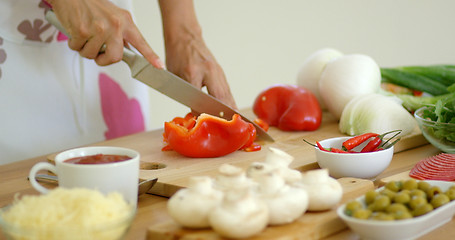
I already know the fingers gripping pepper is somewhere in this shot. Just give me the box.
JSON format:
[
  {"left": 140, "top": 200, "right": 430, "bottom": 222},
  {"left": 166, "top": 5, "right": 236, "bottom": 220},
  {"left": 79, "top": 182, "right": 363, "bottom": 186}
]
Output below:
[
  {"left": 253, "top": 84, "right": 322, "bottom": 131},
  {"left": 162, "top": 113, "right": 259, "bottom": 158}
]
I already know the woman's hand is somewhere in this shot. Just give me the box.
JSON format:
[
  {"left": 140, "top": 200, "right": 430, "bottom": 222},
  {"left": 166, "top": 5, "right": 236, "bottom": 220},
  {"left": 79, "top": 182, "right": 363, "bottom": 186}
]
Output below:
[
  {"left": 48, "top": 0, "right": 164, "bottom": 68},
  {"left": 159, "top": 0, "right": 237, "bottom": 109},
  {"left": 164, "top": 33, "right": 237, "bottom": 110}
]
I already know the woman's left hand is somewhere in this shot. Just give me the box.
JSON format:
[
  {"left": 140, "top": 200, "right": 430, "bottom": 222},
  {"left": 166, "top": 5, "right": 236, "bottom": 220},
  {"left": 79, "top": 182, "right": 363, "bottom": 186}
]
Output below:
[{"left": 159, "top": 0, "right": 237, "bottom": 109}]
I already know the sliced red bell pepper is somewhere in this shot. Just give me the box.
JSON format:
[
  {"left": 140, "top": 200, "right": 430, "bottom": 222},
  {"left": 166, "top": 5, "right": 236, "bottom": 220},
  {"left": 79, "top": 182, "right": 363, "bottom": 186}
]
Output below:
[
  {"left": 162, "top": 113, "right": 260, "bottom": 158},
  {"left": 253, "top": 84, "right": 322, "bottom": 131},
  {"left": 169, "top": 112, "right": 197, "bottom": 130},
  {"left": 254, "top": 118, "right": 270, "bottom": 132}
]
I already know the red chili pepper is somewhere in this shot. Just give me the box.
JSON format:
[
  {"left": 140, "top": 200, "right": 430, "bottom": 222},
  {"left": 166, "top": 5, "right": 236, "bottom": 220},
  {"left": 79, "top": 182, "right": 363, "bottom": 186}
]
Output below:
[
  {"left": 312, "top": 140, "right": 349, "bottom": 153},
  {"left": 342, "top": 133, "right": 379, "bottom": 151},
  {"left": 360, "top": 130, "right": 402, "bottom": 152},
  {"left": 315, "top": 141, "right": 328, "bottom": 152},
  {"left": 162, "top": 113, "right": 259, "bottom": 158},
  {"left": 361, "top": 137, "right": 382, "bottom": 152},
  {"left": 330, "top": 148, "right": 349, "bottom": 153},
  {"left": 253, "top": 84, "right": 322, "bottom": 131}
]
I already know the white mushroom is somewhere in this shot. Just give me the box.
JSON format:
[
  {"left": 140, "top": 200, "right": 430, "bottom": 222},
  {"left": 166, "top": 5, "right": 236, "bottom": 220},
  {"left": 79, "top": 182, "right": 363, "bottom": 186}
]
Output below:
[
  {"left": 214, "top": 163, "right": 255, "bottom": 192},
  {"left": 298, "top": 169, "right": 343, "bottom": 211},
  {"left": 209, "top": 187, "right": 268, "bottom": 239},
  {"left": 167, "top": 176, "right": 223, "bottom": 228},
  {"left": 263, "top": 147, "right": 302, "bottom": 184},
  {"left": 252, "top": 165, "right": 309, "bottom": 225},
  {"left": 246, "top": 162, "right": 276, "bottom": 184}
]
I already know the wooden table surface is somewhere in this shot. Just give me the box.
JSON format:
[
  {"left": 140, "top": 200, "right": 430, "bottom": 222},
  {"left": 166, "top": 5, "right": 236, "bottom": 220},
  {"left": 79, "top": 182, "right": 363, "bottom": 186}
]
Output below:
[{"left": 1, "top": 132, "right": 454, "bottom": 239}]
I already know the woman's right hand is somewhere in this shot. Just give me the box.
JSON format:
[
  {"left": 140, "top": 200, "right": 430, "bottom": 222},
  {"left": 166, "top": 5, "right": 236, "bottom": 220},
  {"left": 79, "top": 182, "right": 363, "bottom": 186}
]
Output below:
[{"left": 47, "top": 0, "right": 164, "bottom": 68}]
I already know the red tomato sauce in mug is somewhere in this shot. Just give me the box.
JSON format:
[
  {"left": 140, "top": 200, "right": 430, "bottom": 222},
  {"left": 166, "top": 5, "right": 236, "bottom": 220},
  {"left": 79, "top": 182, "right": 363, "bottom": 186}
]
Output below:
[{"left": 64, "top": 154, "right": 132, "bottom": 164}]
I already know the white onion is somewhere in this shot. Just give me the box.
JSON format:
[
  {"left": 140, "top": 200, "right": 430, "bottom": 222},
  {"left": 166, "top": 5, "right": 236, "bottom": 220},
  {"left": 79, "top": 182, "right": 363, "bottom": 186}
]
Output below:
[
  {"left": 319, "top": 54, "right": 381, "bottom": 120},
  {"left": 339, "top": 93, "right": 417, "bottom": 137},
  {"left": 296, "top": 48, "right": 343, "bottom": 108}
]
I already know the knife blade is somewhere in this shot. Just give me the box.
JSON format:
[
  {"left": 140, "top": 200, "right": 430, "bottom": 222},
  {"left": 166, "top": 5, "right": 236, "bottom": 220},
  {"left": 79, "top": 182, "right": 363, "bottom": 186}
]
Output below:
[{"left": 45, "top": 11, "right": 273, "bottom": 142}]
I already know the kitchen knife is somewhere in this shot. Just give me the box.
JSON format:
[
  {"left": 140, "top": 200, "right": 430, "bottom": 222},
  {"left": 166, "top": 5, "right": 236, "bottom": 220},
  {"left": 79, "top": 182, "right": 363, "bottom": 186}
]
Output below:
[{"left": 45, "top": 11, "right": 273, "bottom": 142}]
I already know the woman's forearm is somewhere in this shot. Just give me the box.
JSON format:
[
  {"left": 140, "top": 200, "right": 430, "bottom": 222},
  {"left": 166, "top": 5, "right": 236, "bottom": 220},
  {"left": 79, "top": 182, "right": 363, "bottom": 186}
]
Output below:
[{"left": 158, "top": 0, "right": 202, "bottom": 45}]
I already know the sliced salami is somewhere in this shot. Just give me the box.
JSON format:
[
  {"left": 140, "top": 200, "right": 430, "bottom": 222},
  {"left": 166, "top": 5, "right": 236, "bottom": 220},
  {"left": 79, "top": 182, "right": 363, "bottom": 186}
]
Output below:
[{"left": 409, "top": 153, "right": 455, "bottom": 181}]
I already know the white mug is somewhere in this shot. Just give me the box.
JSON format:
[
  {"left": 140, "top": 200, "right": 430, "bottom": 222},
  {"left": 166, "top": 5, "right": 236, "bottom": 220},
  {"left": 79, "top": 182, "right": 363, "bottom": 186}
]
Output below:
[{"left": 29, "top": 146, "right": 140, "bottom": 206}]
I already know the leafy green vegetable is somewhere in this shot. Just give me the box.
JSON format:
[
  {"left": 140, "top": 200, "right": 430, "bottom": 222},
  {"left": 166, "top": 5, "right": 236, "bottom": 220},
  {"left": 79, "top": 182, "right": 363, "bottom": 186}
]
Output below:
[
  {"left": 379, "top": 81, "right": 455, "bottom": 112},
  {"left": 397, "top": 65, "right": 455, "bottom": 87},
  {"left": 421, "top": 94, "right": 455, "bottom": 143},
  {"left": 390, "top": 91, "right": 454, "bottom": 112},
  {"left": 378, "top": 64, "right": 455, "bottom": 146},
  {"left": 381, "top": 68, "right": 449, "bottom": 96}
]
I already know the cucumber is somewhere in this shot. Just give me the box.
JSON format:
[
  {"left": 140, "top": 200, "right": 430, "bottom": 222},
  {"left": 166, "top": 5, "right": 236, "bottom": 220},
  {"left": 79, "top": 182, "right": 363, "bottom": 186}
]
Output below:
[
  {"left": 381, "top": 68, "right": 449, "bottom": 96},
  {"left": 397, "top": 65, "right": 455, "bottom": 87}
]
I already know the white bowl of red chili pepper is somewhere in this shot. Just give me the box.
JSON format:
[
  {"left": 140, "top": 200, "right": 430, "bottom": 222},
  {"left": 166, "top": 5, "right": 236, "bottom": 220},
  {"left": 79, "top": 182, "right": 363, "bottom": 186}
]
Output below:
[{"left": 314, "top": 134, "right": 396, "bottom": 179}]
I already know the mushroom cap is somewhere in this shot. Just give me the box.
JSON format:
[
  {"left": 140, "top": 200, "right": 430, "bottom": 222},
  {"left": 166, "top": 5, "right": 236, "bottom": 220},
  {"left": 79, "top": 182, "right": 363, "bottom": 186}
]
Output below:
[{"left": 209, "top": 190, "right": 269, "bottom": 239}]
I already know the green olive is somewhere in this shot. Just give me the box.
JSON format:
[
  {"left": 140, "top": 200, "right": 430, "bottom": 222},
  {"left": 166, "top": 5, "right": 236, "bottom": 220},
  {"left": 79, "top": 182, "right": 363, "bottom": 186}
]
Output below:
[
  {"left": 402, "top": 179, "right": 418, "bottom": 190},
  {"left": 345, "top": 200, "right": 363, "bottom": 216},
  {"left": 393, "top": 191, "right": 411, "bottom": 205},
  {"left": 400, "top": 189, "right": 411, "bottom": 195},
  {"left": 445, "top": 188, "right": 455, "bottom": 201},
  {"left": 392, "top": 210, "right": 413, "bottom": 220},
  {"left": 418, "top": 181, "right": 432, "bottom": 192},
  {"left": 365, "top": 190, "right": 379, "bottom": 205},
  {"left": 349, "top": 181, "right": 454, "bottom": 222},
  {"left": 385, "top": 181, "right": 402, "bottom": 192},
  {"left": 427, "top": 186, "right": 443, "bottom": 199},
  {"left": 367, "top": 203, "right": 375, "bottom": 211},
  {"left": 410, "top": 189, "right": 427, "bottom": 199},
  {"left": 371, "top": 212, "right": 395, "bottom": 221},
  {"left": 431, "top": 193, "right": 450, "bottom": 208},
  {"left": 412, "top": 203, "right": 433, "bottom": 217},
  {"left": 352, "top": 208, "right": 372, "bottom": 219},
  {"left": 386, "top": 203, "right": 409, "bottom": 214},
  {"left": 380, "top": 188, "right": 397, "bottom": 199},
  {"left": 370, "top": 195, "right": 391, "bottom": 212},
  {"left": 409, "top": 196, "right": 427, "bottom": 210}
]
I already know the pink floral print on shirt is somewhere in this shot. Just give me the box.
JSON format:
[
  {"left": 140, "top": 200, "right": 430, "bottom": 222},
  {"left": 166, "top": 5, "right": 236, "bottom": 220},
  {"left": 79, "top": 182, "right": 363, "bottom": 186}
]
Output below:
[
  {"left": 17, "top": 2, "right": 53, "bottom": 42},
  {"left": 99, "top": 73, "right": 145, "bottom": 140}
]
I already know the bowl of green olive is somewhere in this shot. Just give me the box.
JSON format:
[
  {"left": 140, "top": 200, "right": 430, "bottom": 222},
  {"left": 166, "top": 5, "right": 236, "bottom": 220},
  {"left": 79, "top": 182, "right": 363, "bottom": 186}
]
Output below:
[{"left": 337, "top": 179, "right": 455, "bottom": 240}]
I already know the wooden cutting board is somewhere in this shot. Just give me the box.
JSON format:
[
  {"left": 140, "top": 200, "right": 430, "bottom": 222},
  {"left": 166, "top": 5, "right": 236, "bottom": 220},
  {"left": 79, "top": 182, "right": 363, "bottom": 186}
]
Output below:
[
  {"left": 47, "top": 109, "right": 428, "bottom": 197},
  {"left": 146, "top": 177, "right": 374, "bottom": 240},
  {"left": 378, "top": 170, "right": 414, "bottom": 186}
]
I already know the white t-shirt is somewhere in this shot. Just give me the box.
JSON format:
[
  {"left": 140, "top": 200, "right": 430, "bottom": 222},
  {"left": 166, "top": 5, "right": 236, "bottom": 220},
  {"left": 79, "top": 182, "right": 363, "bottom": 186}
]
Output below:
[{"left": 0, "top": 0, "right": 150, "bottom": 164}]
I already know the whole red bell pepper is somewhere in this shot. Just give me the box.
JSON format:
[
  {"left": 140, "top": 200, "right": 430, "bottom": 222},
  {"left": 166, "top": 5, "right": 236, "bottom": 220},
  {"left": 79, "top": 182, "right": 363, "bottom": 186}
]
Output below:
[
  {"left": 253, "top": 84, "right": 322, "bottom": 131},
  {"left": 162, "top": 113, "right": 259, "bottom": 158}
]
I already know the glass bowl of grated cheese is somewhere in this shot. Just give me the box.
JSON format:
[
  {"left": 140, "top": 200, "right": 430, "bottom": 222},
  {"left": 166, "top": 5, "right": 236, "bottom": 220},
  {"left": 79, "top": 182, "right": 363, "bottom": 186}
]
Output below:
[{"left": 0, "top": 187, "right": 136, "bottom": 240}]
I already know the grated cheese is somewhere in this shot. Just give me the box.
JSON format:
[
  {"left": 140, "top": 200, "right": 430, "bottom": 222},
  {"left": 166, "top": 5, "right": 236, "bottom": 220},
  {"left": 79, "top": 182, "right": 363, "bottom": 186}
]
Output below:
[{"left": 0, "top": 187, "right": 135, "bottom": 240}]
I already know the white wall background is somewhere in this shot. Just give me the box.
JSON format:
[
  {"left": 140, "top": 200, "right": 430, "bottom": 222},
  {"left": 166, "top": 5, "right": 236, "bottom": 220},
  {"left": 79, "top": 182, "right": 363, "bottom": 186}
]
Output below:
[{"left": 133, "top": 0, "right": 455, "bottom": 130}]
